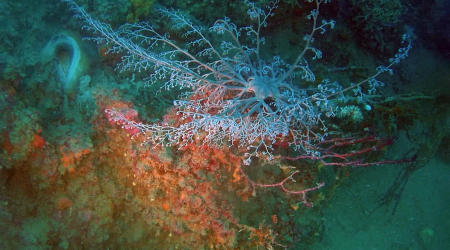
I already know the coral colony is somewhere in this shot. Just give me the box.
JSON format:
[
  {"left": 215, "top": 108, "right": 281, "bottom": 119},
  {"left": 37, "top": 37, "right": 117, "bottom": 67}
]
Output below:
[{"left": 64, "top": 0, "right": 411, "bottom": 201}]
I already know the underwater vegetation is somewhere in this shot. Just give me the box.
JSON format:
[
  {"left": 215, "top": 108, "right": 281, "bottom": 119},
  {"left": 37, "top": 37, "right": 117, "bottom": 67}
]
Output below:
[{"left": 0, "top": 0, "right": 449, "bottom": 249}]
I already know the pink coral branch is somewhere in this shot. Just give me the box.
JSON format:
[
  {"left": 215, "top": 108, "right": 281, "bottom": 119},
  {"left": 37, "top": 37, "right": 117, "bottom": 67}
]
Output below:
[
  {"left": 285, "top": 136, "right": 416, "bottom": 167},
  {"left": 240, "top": 168, "right": 325, "bottom": 207}
]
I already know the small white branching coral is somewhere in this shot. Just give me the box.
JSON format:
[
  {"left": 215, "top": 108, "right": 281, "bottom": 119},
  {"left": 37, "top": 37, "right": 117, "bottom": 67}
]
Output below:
[{"left": 63, "top": 0, "right": 411, "bottom": 164}]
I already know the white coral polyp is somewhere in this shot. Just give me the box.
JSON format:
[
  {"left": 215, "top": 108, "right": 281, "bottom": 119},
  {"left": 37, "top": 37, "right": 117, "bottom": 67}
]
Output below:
[{"left": 247, "top": 76, "right": 281, "bottom": 100}]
